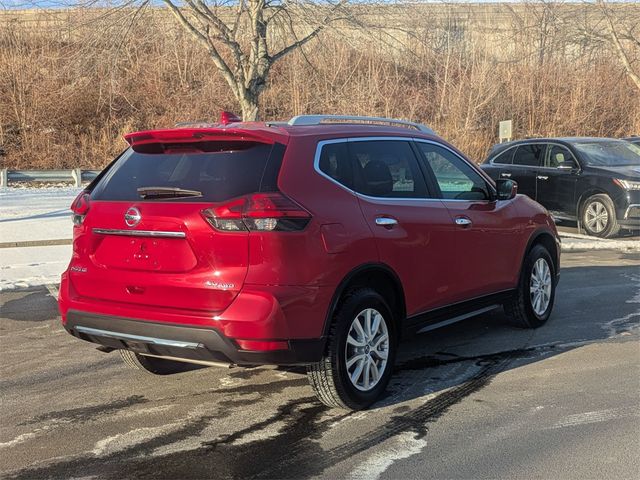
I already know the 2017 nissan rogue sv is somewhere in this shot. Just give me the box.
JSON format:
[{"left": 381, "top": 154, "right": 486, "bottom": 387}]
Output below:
[{"left": 59, "top": 114, "right": 561, "bottom": 410}]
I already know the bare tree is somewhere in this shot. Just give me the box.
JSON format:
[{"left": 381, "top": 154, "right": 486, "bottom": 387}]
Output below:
[
  {"left": 161, "top": 0, "right": 349, "bottom": 120},
  {"left": 597, "top": 0, "right": 640, "bottom": 92}
]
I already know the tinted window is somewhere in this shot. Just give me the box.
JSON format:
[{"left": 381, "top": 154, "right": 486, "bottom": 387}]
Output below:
[
  {"left": 513, "top": 144, "right": 545, "bottom": 167},
  {"left": 492, "top": 148, "right": 514, "bottom": 165},
  {"left": 318, "top": 142, "right": 352, "bottom": 188},
  {"left": 546, "top": 145, "right": 576, "bottom": 168},
  {"left": 416, "top": 142, "right": 490, "bottom": 201},
  {"left": 349, "top": 141, "right": 427, "bottom": 198},
  {"left": 573, "top": 141, "right": 640, "bottom": 166},
  {"left": 92, "top": 142, "right": 279, "bottom": 202}
]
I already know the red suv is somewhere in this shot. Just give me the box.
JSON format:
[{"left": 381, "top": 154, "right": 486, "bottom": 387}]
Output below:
[{"left": 59, "top": 114, "right": 560, "bottom": 410}]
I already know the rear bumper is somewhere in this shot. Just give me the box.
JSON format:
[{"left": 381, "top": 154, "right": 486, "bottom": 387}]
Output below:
[
  {"left": 64, "top": 310, "right": 326, "bottom": 366},
  {"left": 58, "top": 270, "right": 333, "bottom": 366}
]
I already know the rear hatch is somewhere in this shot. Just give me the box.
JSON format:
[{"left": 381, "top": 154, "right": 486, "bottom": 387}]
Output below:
[{"left": 71, "top": 130, "right": 286, "bottom": 314}]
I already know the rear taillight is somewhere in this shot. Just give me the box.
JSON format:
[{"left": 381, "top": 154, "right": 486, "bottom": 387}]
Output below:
[
  {"left": 202, "top": 193, "right": 311, "bottom": 232},
  {"left": 71, "top": 191, "right": 91, "bottom": 226}
]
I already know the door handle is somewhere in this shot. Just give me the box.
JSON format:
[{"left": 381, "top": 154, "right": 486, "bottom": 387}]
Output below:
[
  {"left": 537, "top": 175, "right": 549, "bottom": 181},
  {"left": 455, "top": 217, "right": 472, "bottom": 227},
  {"left": 375, "top": 217, "right": 398, "bottom": 227},
  {"left": 500, "top": 172, "right": 512, "bottom": 178}
]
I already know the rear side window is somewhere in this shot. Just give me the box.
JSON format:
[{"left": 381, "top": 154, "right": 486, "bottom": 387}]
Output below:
[
  {"left": 492, "top": 148, "right": 514, "bottom": 165},
  {"left": 513, "top": 144, "right": 545, "bottom": 167},
  {"left": 318, "top": 142, "right": 353, "bottom": 189},
  {"left": 349, "top": 140, "right": 427, "bottom": 198},
  {"left": 91, "top": 142, "right": 282, "bottom": 202}
]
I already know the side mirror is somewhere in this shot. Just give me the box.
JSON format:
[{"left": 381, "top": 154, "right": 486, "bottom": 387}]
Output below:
[{"left": 496, "top": 179, "right": 517, "bottom": 200}]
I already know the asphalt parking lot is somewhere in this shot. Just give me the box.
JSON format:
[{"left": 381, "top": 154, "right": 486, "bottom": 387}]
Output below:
[{"left": 1, "top": 249, "right": 639, "bottom": 479}]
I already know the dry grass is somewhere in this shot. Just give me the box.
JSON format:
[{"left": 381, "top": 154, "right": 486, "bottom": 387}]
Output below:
[{"left": 0, "top": 4, "right": 639, "bottom": 169}]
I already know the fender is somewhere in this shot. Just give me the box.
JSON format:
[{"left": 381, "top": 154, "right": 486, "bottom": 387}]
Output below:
[
  {"left": 321, "top": 262, "right": 406, "bottom": 338},
  {"left": 520, "top": 227, "right": 561, "bottom": 283}
]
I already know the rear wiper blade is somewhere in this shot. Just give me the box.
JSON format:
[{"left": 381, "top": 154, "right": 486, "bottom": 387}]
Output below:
[{"left": 137, "top": 186, "right": 203, "bottom": 199}]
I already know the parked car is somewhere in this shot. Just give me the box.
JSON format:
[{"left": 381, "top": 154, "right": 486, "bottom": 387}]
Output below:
[
  {"left": 623, "top": 136, "right": 640, "bottom": 146},
  {"left": 59, "top": 114, "right": 560, "bottom": 410},
  {"left": 481, "top": 138, "right": 640, "bottom": 238}
]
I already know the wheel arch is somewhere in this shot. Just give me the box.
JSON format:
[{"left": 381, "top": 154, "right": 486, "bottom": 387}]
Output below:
[
  {"left": 323, "top": 263, "right": 406, "bottom": 339},
  {"left": 577, "top": 188, "right": 609, "bottom": 217},
  {"left": 522, "top": 229, "right": 560, "bottom": 280}
]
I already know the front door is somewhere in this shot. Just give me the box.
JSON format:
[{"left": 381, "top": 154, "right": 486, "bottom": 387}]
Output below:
[
  {"left": 347, "top": 139, "right": 458, "bottom": 316},
  {"left": 414, "top": 140, "right": 523, "bottom": 301},
  {"left": 536, "top": 144, "right": 579, "bottom": 219}
]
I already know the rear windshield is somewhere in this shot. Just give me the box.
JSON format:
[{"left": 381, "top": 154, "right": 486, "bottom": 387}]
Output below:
[
  {"left": 573, "top": 141, "right": 640, "bottom": 167},
  {"left": 91, "top": 141, "right": 283, "bottom": 202}
]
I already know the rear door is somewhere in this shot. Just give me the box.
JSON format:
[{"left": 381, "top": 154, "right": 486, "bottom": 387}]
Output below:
[
  {"left": 536, "top": 143, "right": 579, "bottom": 219},
  {"left": 73, "top": 140, "right": 282, "bottom": 314},
  {"left": 509, "top": 143, "right": 545, "bottom": 200},
  {"left": 414, "top": 140, "right": 522, "bottom": 300},
  {"left": 482, "top": 145, "right": 516, "bottom": 182},
  {"left": 347, "top": 138, "right": 458, "bottom": 315}
]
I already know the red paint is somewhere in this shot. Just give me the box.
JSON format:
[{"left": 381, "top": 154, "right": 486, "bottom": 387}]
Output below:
[{"left": 59, "top": 121, "right": 558, "bottom": 356}]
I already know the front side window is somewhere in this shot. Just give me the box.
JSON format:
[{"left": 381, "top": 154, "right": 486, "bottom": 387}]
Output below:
[
  {"left": 348, "top": 140, "right": 428, "bottom": 198},
  {"left": 513, "top": 144, "right": 545, "bottom": 167},
  {"left": 416, "top": 142, "right": 490, "bottom": 201},
  {"left": 546, "top": 145, "right": 577, "bottom": 169}
]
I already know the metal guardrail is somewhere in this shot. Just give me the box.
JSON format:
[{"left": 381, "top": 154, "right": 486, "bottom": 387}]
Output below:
[{"left": 0, "top": 169, "right": 101, "bottom": 188}]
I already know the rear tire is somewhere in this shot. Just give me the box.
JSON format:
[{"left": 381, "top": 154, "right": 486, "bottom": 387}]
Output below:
[
  {"left": 119, "top": 350, "right": 199, "bottom": 375},
  {"left": 504, "top": 244, "right": 556, "bottom": 328},
  {"left": 307, "top": 288, "right": 397, "bottom": 410},
  {"left": 581, "top": 194, "right": 620, "bottom": 238}
]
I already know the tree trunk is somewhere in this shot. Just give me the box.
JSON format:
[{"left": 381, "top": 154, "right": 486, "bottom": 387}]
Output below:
[
  {"left": 599, "top": 0, "right": 640, "bottom": 94},
  {"left": 238, "top": 90, "right": 260, "bottom": 122}
]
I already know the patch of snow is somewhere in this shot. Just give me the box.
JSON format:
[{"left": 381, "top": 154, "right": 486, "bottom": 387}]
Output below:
[
  {"left": 0, "top": 244, "right": 71, "bottom": 291},
  {"left": 0, "top": 187, "right": 79, "bottom": 243},
  {"left": 348, "top": 432, "right": 428, "bottom": 480},
  {"left": 559, "top": 234, "right": 640, "bottom": 252}
]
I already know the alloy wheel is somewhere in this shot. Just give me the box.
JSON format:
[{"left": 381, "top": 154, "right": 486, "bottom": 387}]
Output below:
[
  {"left": 585, "top": 201, "right": 609, "bottom": 233},
  {"left": 344, "top": 308, "right": 389, "bottom": 392},
  {"left": 530, "top": 258, "right": 552, "bottom": 316}
]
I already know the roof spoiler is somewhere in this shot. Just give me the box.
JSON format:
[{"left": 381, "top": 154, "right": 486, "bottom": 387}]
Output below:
[{"left": 124, "top": 127, "right": 277, "bottom": 151}]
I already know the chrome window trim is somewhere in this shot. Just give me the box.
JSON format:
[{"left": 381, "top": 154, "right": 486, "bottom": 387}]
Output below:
[
  {"left": 74, "top": 326, "right": 203, "bottom": 349},
  {"left": 489, "top": 144, "right": 518, "bottom": 165},
  {"left": 497, "top": 142, "right": 544, "bottom": 168},
  {"left": 93, "top": 228, "right": 186, "bottom": 238},
  {"left": 489, "top": 141, "right": 581, "bottom": 171},
  {"left": 313, "top": 136, "right": 495, "bottom": 203}
]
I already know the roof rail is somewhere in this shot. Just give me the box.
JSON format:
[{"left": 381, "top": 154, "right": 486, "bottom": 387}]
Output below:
[{"left": 287, "top": 115, "right": 435, "bottom": 134}]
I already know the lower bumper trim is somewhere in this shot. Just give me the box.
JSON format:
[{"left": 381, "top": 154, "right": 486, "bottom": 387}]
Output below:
[{"left": 65, "top": 310, "right": 326, "bottom": 366}]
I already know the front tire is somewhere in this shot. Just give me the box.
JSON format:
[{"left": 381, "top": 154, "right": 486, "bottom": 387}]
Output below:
[
  {"left": 119, "top": 350, "right": 200, "bottom": 375},
  {"left": 307, "top": 288, "right": 397, "bottom": 410},
  {"left": 504, "top": 244, "right": 556, "bottom": 328},
  {"left": 581, "top": 194, "right": 620, "bottom": 238}
]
